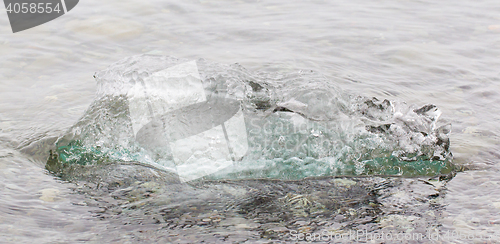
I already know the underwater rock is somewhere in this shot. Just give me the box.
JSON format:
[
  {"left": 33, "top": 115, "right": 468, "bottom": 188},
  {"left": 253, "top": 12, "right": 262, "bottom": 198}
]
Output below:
[{"left": 49, "top": 54, "right": 455, "bottom": 181}]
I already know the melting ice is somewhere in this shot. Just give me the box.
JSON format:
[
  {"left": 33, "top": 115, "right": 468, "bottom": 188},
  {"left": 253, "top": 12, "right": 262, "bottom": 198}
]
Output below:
[{"left": 49, "top": 55, "right": 455, "bottom": 181}]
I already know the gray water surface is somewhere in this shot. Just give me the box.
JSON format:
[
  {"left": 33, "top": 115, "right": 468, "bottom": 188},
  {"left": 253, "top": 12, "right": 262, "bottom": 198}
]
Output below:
[{"left": 1, "top": 0, "right": 500, "bottom": 243}]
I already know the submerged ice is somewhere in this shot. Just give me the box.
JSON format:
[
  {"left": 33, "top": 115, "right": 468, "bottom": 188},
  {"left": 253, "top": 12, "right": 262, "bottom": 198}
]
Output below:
[{"left": 49, "top": 55, "right": 454, "bottom": 181}]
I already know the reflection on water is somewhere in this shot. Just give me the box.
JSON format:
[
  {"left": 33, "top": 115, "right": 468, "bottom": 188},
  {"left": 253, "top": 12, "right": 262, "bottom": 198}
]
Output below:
[
  {"left": 1, "top": 0, "right": 500, "bottom": 243},
  {"left": 41, "top": 159, "right": 455, "bottom": 243}
]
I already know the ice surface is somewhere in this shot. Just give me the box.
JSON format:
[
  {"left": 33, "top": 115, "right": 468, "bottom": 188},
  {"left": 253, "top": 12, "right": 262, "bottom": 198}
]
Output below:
[{"left": 51, "top": 55, "right": 455, "bottom": 181}]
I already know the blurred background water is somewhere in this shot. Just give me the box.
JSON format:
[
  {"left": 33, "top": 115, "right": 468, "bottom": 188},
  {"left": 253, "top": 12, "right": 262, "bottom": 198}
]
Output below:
[{"left": 1, "top": 0, "right": 499, "bottom": 243}]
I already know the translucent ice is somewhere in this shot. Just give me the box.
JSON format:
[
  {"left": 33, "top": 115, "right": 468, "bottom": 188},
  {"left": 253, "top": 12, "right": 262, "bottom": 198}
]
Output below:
[{"left": 51, "top": 55, "right": 455, "bottom": 181}]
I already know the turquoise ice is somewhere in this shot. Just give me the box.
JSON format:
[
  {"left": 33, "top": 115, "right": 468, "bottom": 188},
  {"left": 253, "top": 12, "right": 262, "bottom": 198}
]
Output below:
[{"left": 51, "top": 55, "right": 455, "bottom": 181}]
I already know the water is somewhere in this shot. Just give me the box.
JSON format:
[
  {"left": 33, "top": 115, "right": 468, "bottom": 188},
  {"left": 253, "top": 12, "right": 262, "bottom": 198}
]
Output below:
[{"left": 1, "top": 0, "right": 500, "bottom": 243}]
